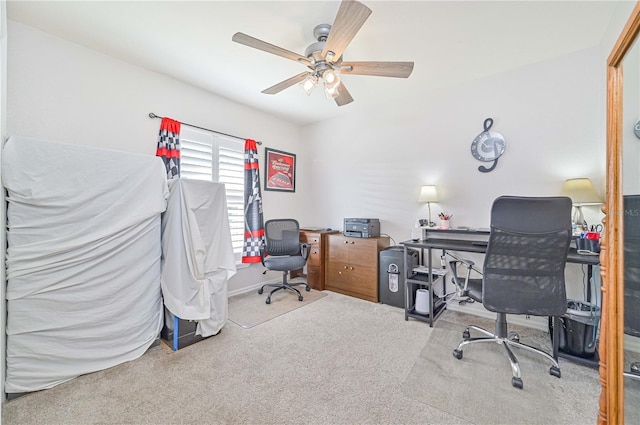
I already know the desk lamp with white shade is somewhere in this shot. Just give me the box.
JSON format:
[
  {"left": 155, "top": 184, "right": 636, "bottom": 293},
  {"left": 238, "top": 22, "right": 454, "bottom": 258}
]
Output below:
[
  {"left": 561, "top": 178, "right": 603, "bottom": 231},
  {"left": 418, "top": 185, "right": 439, "bottom": 228}
]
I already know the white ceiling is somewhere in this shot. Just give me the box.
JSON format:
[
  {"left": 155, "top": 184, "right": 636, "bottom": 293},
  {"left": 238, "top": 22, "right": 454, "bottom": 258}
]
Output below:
[{"left": 7, "top": 0, "right": 624, "bottom": 126}]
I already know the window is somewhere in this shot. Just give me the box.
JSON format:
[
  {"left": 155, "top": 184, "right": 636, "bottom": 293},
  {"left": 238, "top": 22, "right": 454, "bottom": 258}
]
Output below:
[{"left": 180, "top": 127, "right": 245, "bottom": 261}]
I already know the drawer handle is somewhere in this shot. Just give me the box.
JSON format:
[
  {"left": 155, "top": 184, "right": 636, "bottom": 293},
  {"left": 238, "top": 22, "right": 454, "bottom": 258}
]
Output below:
[
  {"left": 344, "top": 266, "right": 348, "bottom": 269},
  {"left": 338, "top": 271, "right": 342, "bottom": 275},
  {"left": 344, "top": 241, "right": 349, "bottom": 244},
  {"left": 350, "top": 266, "right": 354, "bottom": 270},
  {"left": 350, "top": 241, "right": 355, "bottom": 244}
]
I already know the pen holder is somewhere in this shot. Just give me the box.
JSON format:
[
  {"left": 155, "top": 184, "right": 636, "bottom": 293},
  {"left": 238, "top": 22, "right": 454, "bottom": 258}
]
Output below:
[
  {"left": 439, "top": 219, "right": 450, "bottom": 230},
  {"left": 576, "top": 238, "right": 600, "bottom": 255}
]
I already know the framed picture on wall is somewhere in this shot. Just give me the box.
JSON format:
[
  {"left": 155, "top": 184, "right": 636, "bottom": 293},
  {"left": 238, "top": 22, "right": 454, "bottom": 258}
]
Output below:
[{"left": 264, "top": 148, "right": 296, "bottom": 192}]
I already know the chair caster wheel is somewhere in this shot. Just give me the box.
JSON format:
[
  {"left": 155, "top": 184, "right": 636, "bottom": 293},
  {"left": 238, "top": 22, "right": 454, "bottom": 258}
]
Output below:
[
  {"left": 550, "top": 366, "right": 561, "bottom": 378},
  {"left": 512, "top": 377, "right": 523, "bottom": 389},
  {"left": 453, "top": 349, "right": 463, "bottom": 360},
  {"left": 508, "top": 331, "right": 520, "bottom": 342},
  {"left": 265, "top": 298, "right": 271, "bottom": 304},
  {"left": 305, "top": 286, "right": 311, "bottom": 292},
  {"left": 298, "top": 295, "right": 304, "bottom": 301},
  {"left": 258, "top": 288, "right": 264, "bottom": 294},
  {"left": 462, "top": 330, "right": 470, "bottom": 340}
]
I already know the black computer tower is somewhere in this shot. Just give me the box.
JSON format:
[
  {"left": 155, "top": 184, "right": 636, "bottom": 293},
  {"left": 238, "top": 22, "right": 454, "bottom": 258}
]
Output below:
[{"left": 379, "top": 246, "right": 419, "bottom": 308}]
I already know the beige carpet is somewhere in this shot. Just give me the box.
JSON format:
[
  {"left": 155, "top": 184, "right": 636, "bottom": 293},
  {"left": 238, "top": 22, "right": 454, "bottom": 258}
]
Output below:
[
  {"left": 228, "top": 285, "right": 326, "bottom": 328},
  {"left": 2, "top": 293, "right": 606, "bottom": 424},
  {"left": 402, "top": 314, "right": 601, "bottom": 425}
]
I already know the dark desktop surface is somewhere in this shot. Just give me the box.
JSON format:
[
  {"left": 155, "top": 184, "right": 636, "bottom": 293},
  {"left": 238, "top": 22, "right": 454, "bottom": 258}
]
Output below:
[
  {"left": 426, "top": 227, "right": 491, "bottom": 234},
  {"left": 403, "top": 234, "right": 600, "bottom": 266}
]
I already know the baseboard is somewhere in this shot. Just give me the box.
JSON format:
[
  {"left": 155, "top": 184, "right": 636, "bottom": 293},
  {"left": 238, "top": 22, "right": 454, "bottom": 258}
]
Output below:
[
  {"left": 227, "top": 281, "right": 269, "bottom": 297},
  {"left": 227, "top": 276, "right": 307, "bottom": 298}
]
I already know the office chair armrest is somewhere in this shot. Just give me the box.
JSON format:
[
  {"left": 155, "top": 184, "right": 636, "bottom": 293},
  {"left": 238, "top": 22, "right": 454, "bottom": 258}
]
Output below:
[
  {"left": 259, "top": 243, "right": 266, "bottom": 267},
  {"left": 448, "top": 258, "right": 475, "bottom": 292},
  {"left": 449, "top": 257, "right": 475, "bottom": 269},
  {"left": 300, "top": 243, "right": 311, "bottom": 261}
]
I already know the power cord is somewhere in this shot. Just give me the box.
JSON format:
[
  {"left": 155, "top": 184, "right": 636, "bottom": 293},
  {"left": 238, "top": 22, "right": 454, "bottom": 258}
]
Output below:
[{"left": 380, "top": 233, "right": 396, "bottom": 246}]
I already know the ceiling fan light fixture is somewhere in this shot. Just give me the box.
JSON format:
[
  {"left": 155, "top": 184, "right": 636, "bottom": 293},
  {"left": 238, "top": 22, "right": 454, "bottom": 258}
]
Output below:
[
  {"left": 300, "top": 74, "right": 318, "bottom": 95},
  {"left": 322, "top": 69, "right": 340, "bottom": 90},
  {"left": 324, "top": 83, "right": 340, "bottom": 99}
]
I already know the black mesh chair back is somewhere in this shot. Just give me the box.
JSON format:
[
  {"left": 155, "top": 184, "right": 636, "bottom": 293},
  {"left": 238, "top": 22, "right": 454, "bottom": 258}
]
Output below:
[
  {"left": 624, "top": 195, "right": 640, "bottom": 337},
  {"left": 482, "top": 196, "right": 573, "bottom": 316},
  {"left": 451, "top": 196, "right": 573, "bottom": 389},
  {"left": 264, "top": 219, "right": 302, "bottom": 257},
  {"left": 259, "top": 219, "right": 310, "bottom": 304}
]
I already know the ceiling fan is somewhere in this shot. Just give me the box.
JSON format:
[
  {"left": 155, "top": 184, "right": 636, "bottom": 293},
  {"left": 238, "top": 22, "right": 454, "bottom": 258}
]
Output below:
[{"left": 232, "top": 0, "right": 414, "bottom": 107}]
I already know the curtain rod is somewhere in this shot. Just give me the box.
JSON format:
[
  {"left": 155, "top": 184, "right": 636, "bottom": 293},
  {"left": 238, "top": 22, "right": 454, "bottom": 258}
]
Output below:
[{"left": 148, "top": 112, "right": 262, "bottom": 145}]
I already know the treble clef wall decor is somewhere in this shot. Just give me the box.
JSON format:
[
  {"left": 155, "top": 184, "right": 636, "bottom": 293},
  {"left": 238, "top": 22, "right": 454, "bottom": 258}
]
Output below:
[{"left": 470, "top": 118, "right": 506, "bottom": 173}]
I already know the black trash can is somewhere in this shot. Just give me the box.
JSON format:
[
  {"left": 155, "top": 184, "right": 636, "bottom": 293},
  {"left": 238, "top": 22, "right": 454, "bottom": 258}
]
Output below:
[
  {"left": 551, "top": 300, "right": 600, "bottom": 358},
  {"left": 379, "top": 246, "right": 418, "bottom": 308}
]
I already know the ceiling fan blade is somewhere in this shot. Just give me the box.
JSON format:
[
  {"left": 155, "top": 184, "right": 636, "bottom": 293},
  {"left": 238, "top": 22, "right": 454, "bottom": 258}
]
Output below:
[
  {"left": 340, "top": 61, "right": 415, "bottom": 78},
  {"left": 334, "top": 82, "right": 354, "bottom": 107},
  {"left": 232, "top": 32, "right": 312, "bottom": 67},
  {"left": 262, "top": 72, "right": 310, "bottom": 95},
  {"left": 321, "top": 0, "right": 372, "bottom": 62}
]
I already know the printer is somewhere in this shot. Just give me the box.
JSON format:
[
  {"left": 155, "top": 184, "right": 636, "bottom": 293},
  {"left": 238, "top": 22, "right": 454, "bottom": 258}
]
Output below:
[{"left": 343, "top": 218, "right": 380, "bottom": 238}]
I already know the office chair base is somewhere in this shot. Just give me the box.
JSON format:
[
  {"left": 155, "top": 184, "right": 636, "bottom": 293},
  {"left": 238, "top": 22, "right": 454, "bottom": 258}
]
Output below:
[
  {"left": 259, "top": 281, "right": 309, "bottom": 304},
  {"left": 453, "top": 325, "right": 562, "bottom": 389},
  {"left": 512, "top": 377, "right": 523, "bottom": 389}
]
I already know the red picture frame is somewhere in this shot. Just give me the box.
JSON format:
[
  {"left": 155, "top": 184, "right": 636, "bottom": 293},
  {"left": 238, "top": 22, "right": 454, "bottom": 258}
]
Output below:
[{"left": 264, "top": 148, "right": 296, "bottom": 192}]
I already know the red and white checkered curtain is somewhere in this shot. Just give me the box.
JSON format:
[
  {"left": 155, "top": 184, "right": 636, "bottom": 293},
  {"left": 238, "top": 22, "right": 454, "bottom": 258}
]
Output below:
[
  {"left": 155, "top": 117, "right": 181, "bottom": 179},
  {"left": 242, "top": 139, "right": 265, "bottom": 263}
]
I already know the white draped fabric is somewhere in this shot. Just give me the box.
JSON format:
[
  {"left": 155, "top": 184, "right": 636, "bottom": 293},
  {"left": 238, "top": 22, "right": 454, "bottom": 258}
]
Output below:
[
  {"left": 161, "top": 179, "right": 236, "bottom": 337},
  {"left": 2, "top": 136, "right": 168, "bottom": 393}
]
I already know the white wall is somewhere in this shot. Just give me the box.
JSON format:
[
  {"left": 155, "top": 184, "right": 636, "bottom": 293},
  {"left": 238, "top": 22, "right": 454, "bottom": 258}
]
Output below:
[
  {"left": 6, "top": 20, "right": 304, "bottom": 294},
  {"left": 301, "top": 47, "right": 604, "bottom": 236},
  {"left": 299, "top": 46, "right": 605, "bottom": 321}
]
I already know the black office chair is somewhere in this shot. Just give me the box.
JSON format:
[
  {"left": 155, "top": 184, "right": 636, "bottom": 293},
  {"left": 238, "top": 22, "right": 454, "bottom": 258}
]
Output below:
[
  {"left": 449, "top": 196, "right": 572, "bottom": 389},
  {"left": 258, "top": 219, "right": 310, "bottom": 304},
  {"left": 624, "top": 195, "right": 640, "bottom": 377}
]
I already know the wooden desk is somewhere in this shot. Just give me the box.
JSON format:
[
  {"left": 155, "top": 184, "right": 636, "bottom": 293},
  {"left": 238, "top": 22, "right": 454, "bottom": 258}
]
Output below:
[{"left": 290, "top": 229, "right": 339, "bottom": 290}]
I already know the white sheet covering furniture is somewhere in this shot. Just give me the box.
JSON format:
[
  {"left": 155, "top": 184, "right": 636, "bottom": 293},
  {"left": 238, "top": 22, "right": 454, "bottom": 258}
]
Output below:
[
  {"left": 161, "top": 179, "right": 236, "bottom": 338},
  {"left": 2, "top": 136, "right": 168, "bottom": 393}
]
